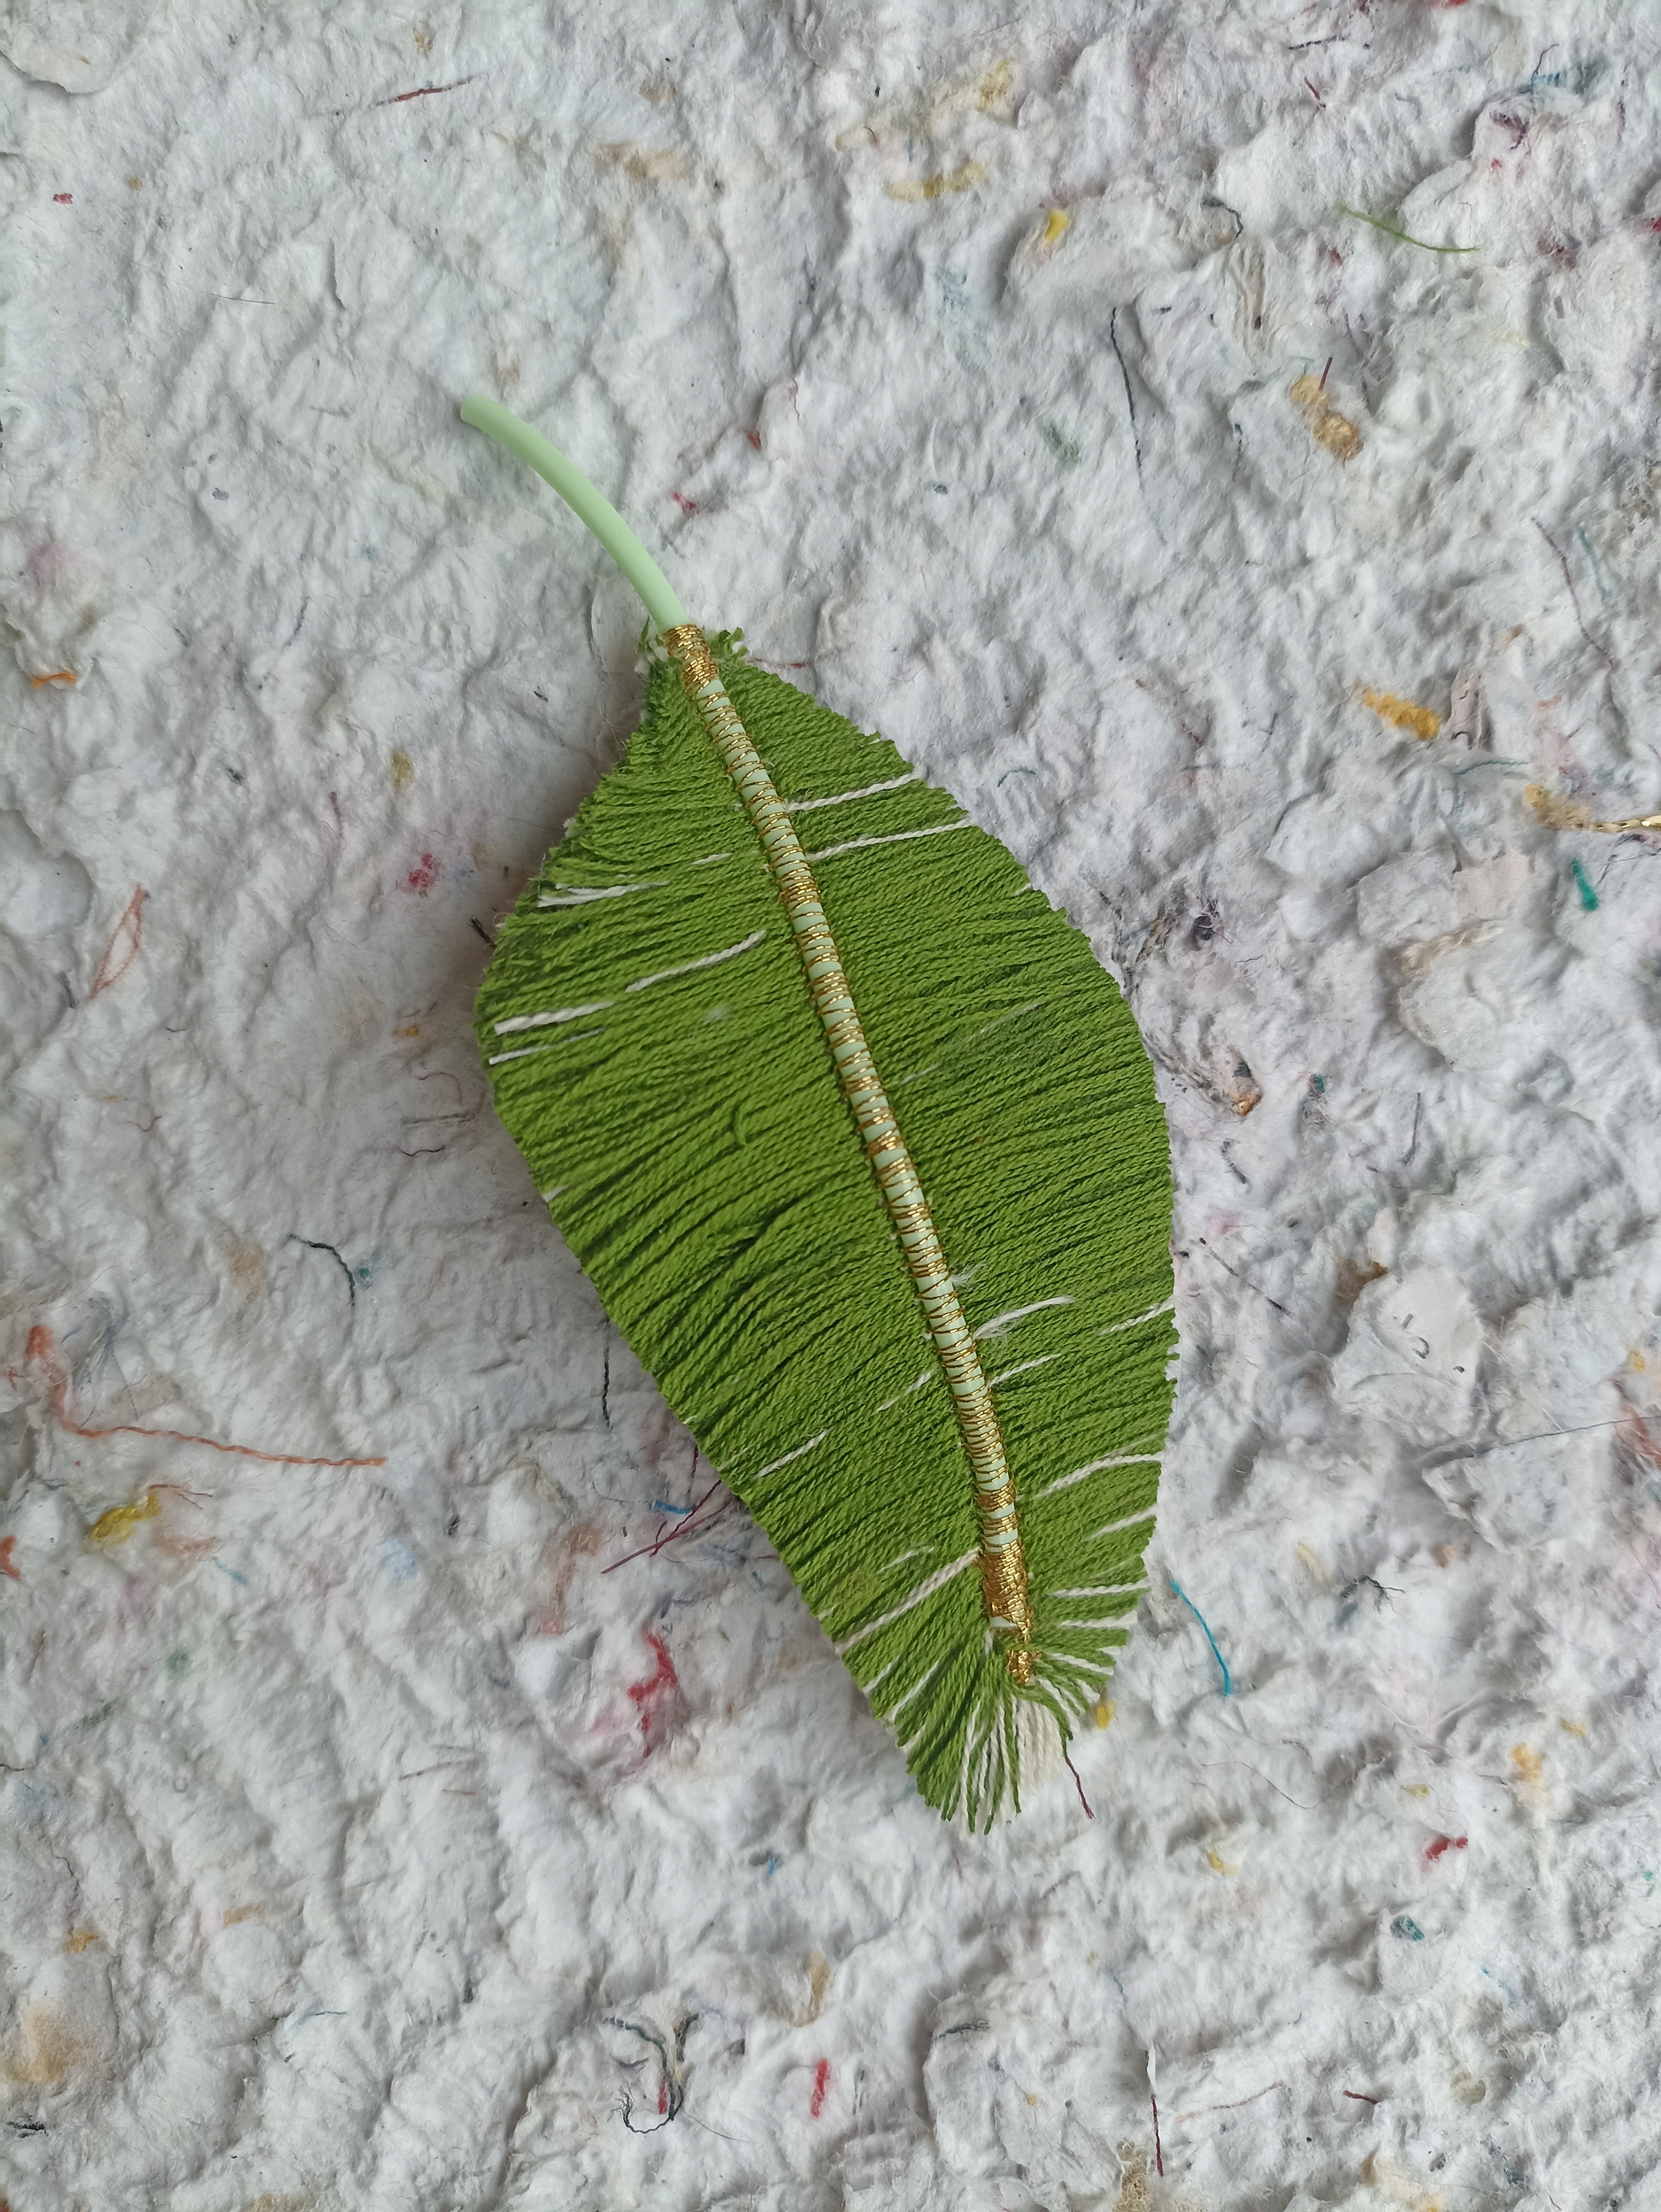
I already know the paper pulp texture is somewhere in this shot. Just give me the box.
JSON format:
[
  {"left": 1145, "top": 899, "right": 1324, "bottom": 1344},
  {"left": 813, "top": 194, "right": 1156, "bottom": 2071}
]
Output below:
[{"left": 4, "top": 2, "right": 1660, "bottom": 2205}]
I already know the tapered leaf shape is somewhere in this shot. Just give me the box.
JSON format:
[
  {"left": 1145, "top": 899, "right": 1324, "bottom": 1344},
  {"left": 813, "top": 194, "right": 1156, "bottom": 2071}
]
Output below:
[{"left": 476, "top": 637, "right": 1175, "bottom": 1825}]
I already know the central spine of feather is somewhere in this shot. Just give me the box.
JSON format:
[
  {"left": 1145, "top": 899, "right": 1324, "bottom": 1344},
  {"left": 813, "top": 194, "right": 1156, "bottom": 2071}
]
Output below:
[{"left": 662, "top": 623, "right": 1037, "bottom": 1684}]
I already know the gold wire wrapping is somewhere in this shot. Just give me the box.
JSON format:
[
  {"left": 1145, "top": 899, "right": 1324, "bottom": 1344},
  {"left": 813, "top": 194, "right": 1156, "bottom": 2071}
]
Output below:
[
  {"left": 663, "top": 624, "right": 1038, "bottom": 1683},
  {"left": 1525, "top": 782, "right": 1661, "bottom": 833}
]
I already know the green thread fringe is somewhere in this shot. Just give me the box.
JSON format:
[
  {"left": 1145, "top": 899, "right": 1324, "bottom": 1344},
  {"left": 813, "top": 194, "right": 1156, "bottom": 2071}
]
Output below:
[{"left": 476, "top": 641, "right": 1176, "bottom": 1826}]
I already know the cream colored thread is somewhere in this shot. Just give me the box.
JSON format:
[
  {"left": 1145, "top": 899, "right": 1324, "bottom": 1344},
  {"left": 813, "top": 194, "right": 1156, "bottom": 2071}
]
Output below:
[{"left": 662, "top": 624, "right": 1036, "bottom": 1681}]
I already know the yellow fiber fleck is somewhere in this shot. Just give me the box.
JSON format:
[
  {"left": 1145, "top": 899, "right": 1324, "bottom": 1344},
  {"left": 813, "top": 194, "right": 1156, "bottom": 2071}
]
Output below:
[
  {"left": 1311, "top": 410, "right": 1360, "bottom": 461},
  {"left": 1296, "top": 1540, "right": 1333, "bottom": 1588},
  {"left": 1525, "top": 782, "right": 1593, "bottom": 830},
  {"left": 977, "top": 59, "right": 1013, "bottom": 111},
  {"left": 65, "top": 1929, "right": 98, "bottom": 1953},
  {"left": 390, "top": 749, "right": 413, "bottom": 791},
  {"left": 887, "top": 161, "right": 986, "bottom": 204},
  {"left": 1559, "top": 1718, "right": 1587, "bottom": 1738},
  {"left": 1510, "top": 1743, "right": 1543, "bottom": 1787},
  {"left": 1206, "top": 1847, "right": 1239, "bottom": 1876},
  {"left": 1094, "top": 1698, "right": 1115, "bottom": 1728},
  {"left": 88, "top": 1491, "right": 161, "bottom": 1547},
  {"left": 1288, "top": 373, "right": 1362, "bottom": 463},
  {"left": 1113, "top": 2147, "right": 1150, "bottom": 2212},
  {"left": 1631, "top": 1349, "right": 1648, "bottom": 1371},
  {"left": 1042, "top": 208, "right": 1071, "bottom": 248},
  {"left": 595, "top": 143, "right": 691, "bottom": 184},
  {"left": 1403, "top": 1783, "right": 1430, "bottom": 1798},
  {"left": 791, "top": 1947, "right": 832, "bottom": 2027},
  {"left": 1363, "top": 687, "right": 1442, "bottom": 741}
]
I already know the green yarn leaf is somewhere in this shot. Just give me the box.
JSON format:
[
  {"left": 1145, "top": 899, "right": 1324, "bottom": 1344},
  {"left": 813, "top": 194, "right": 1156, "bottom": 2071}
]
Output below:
[{"left": 476, "top": 638, "right": 1175, "bottom": 1826}]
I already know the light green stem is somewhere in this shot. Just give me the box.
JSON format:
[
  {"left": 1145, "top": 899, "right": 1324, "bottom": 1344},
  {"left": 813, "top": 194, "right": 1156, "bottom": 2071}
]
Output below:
[
  {"left": 458, "top": 396, "right": 688, "bottom": 633},
  {"left": 1336, "top": 204, "right": 1478, "bottom": 255}
]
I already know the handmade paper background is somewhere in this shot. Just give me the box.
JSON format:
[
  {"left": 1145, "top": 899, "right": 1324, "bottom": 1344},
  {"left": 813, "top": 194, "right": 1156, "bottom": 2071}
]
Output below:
[{"left": 4, "top": 3, "right": 1661, "bottom": 2207}]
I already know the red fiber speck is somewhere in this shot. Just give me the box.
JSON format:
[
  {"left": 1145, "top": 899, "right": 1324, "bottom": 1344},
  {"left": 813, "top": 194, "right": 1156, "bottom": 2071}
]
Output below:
[
  {"left": 811, "top": 2059, "right": 830, "bottom": 2117},
  {"left": 1063, "top": 1749, "right": 1094, "bottom": 1818},
  {"left": 380, "top": 76, "right": 476, "bottom": 104},
  {"left": 657, "top": 2080, "right": 668, "bottom": 2115},
  {"left": 627, "top": 1632, "right": 678, "bottom": 1707},
  {"left": 21, "top": 1322, "right": 385, "bottom": 1469},
  {"left": 406, "top": 852, "right": 440, "bottom": 894},
  {"left": 0, "top": 1536, "right": 19, "bottom": 1580},
  {"left": 627, "top": 1630, "right": 680, "bottom": 1747},
  {"left": 1425, "top": 1833, "right": 1468, "bottom": 1863},
  {"left": 670, "top": 490, "right": 697, "bottom": 516},
  {"left": 54, "top": 193, "right": 73, "bottom": 204},
  {"left": 89, "top": 885, "right": 146, "bottom": 998}
]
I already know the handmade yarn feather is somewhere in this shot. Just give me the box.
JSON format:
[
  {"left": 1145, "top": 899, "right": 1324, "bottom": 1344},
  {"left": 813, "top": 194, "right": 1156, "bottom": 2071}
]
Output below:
[{"left": 464, "top": 400, "right": 1176, "bottom": 1826}]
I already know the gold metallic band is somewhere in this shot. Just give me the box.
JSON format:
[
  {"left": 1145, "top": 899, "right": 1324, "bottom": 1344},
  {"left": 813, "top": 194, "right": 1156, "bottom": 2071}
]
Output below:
[
  {"left": 662, "top": 624, "right": 1036, "bottom": 1683},
  {"left": 1525, "top": 781, "right": 1661, "bottom": 834}
]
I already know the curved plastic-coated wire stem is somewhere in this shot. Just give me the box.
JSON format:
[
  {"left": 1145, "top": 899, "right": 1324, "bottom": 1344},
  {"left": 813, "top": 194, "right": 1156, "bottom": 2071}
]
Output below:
[{"left": 458, "top": 396, "right": 688, "bottom": 634}]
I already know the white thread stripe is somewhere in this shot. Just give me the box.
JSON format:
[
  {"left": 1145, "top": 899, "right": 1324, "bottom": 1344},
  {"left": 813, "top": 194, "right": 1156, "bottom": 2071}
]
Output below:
[
  {"left": 626, "top": 929, "right": 765, "bottom": 994},
  {"left": 835, "top": 1548, "right": 977, "bottom": 1656},
  {"left": 1100, "top": 1294, "right": 1177, "bottom": 1335},
  {"left": 804, "top": 818, "right": 973, "bottom": 864},
  {"left": 888, "top": 1660, "right": 945, "bottom": 1728},
  {"left": 1028, "top": 1455, "right": 1162, "bottom": 1504},
  {"left": 1049, "top": 1580, "right": 1150, "bottom": 1599},
  {"left": 494, "top": 998, "right": 613, "bottom": 1035},
  {"left": 912, "top": 1688, "right": 992, "bottom": 1775},
  {"left": 987, "top": 1352, "right": 1060, "bottom": 1389},
  {"left": 959, "top": 1719, "right": 994, "bottom": 1810},
  {"left": 536, "top": 882, "right": 656, "bottom": 906},
  {"left": 751, "top": 1430, "right": 828, "bottom": 1483},
  {"left": 873, "top": 1367, "right": 936, "bottom": 1415},
  {"left": 541, "top": 1186, "right": 568, "bottom": 1201},
  {"left": 868, "top": 1650, "right": 942, "bottom": 1709},
  {"left": 964, "top": 997, "right": 1045, "bottom": 1046},
  {"left": 1083, "top": 1504, "right": 1160, "bottom": 1537},
  {"left": 974, "top": 1296, "right": 1074, "bottom": 1340},
  {"left": 783, "top": 771, "right": 922, "bottom": 813},
  {"left": 488, "top": 1027, "right": 604, "bottom": 1065}
]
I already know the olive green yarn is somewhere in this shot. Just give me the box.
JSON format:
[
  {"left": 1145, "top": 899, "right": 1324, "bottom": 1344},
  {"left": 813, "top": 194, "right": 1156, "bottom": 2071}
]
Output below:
[{"left": 475, "top": 640, "right": 1175, "bottom": 1827}]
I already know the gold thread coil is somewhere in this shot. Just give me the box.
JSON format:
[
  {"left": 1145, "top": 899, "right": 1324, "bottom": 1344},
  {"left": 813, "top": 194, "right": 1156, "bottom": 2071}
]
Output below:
[{"left": 665, "top": 625, "right": 1036, "bottom": 1678}]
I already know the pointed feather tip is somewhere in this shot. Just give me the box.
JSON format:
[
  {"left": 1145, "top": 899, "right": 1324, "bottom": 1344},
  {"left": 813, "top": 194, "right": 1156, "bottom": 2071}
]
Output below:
[
  {"left": 955, "top": 1690, "right": 1070, "bottom": 1832},
  {"left": 959, "top": 1699, "right": 1067, "bottom": 1830}
]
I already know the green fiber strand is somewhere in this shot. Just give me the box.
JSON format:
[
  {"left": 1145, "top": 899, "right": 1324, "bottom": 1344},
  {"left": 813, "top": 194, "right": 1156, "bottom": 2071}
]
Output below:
[
  {"left": 1337, "top": 204, "right": 1479, "bottom": 255},
  {"left": 473, "top": 638, "right": 1176, "bottom": 1826},
  {"left": 459, "top": 396, "right": 688, "bottom": 632}
]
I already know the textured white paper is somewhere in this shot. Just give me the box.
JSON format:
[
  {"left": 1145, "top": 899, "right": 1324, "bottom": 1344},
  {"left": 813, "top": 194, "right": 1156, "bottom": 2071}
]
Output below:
[{"left": 5, "top": 4, "right": 1661, "bottom": 2207}]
